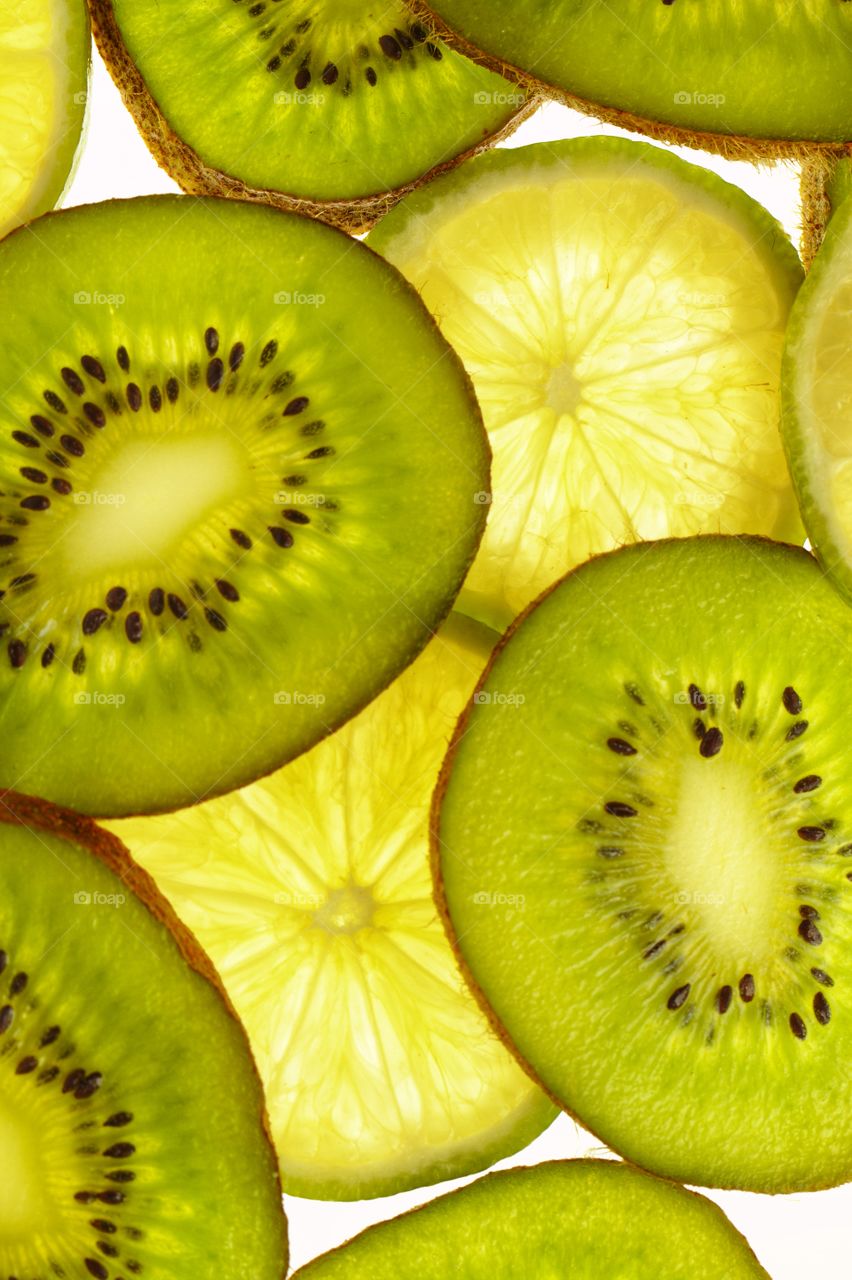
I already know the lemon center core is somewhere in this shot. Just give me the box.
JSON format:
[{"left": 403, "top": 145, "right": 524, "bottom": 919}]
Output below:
[
  {"left": 544, "top": 362, "right": 582, "bottom": 416},
  {"left": 313, "top": 883, "right": 375, "bottom": 935}
]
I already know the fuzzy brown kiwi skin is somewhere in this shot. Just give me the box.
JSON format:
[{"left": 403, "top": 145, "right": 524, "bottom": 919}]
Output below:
[
  {"left": 87, "top": 0, "right": 541, "bottom": 235},
  {"left": 430, "top": 533, "right": 830, "bottom": 1196},
  {"left": 0, "top": 788, "right": 289, "bottom": 1263},
  {"left": 799, "top": 146, "right": 852, "bottom": 269},
  {"left": 290, "top": 1159, "right": 768, "bottom": 1276}
]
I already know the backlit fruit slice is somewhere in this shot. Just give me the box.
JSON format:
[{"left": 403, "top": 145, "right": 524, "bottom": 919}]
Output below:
[
  {"left": 783, "top": 196, "right": 852, "bottom": 604},
  {"left": 0, "top": 196, "right": 489, "bottom": 818},
  {"left": 434, "top": 536, "right": 852, "bottom": 1193},
  {"left": 89, "top": 0, "right": 535, "bottom": 233},
  {"left": 370, "top": 137, "right": 803, "bottom": 630},
  {"left": 0, "top": 789, "right": 287, "bottom": 1278},
  {"left": 422, "top": 0, "right": 852, "bottom": 150},
  {"left": 0, "top": 0, "right": 90, "bottom": 240},
  {"left": 108, "top": 613, "right": 555, "bottom": 1200},
  {"left": 291, "top": 1159, "right": 768, "bottom": 1279}
]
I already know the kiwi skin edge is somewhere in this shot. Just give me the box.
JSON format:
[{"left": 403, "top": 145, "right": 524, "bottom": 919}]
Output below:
[
  {"left": 87, "top": 0, "right": 541, "bottom": 235},
  {"left": 430, "top": 533, "right": 828, "bottom": 1197},
  {"left": 0, "top": 787, "right": 288, "bottom": 1266}
]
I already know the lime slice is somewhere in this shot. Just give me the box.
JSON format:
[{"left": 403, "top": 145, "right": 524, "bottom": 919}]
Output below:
[
  {"left": 108, "top": 612, "right": 555, "bottom": 1200},
  {"left": 783, "top": 196, "right": 852, "bottom": 601},
  {"left": 370, "top": 137, "right": 804, "bottom": 631},
  {"left": 0, "top": 0, "right": 89, "bottom": 240}
]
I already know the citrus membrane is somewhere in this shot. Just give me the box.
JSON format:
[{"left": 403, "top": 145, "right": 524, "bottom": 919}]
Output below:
[
  {"left": 0, "top": 0, "right": 89, "bottom": 240},
  {"left": 291, "top": 1159, "right": 768, "bottom": 1278},
  {"left": 0, "top": 196, "right": 489, "bottom": 816},
  {"left": 108, "top": 613, "right": 555, "bottom": 1199},
  {"left": 783, "top": 195, "right": 852, "bottom": 604},
  {"left": 0, "top": 789, "right": 287, "bottom": 1278},
  {"left": 435, "top": 536, "right": 852, "bottom": 1192},
  {"left": 370, "top": 137, "right": 803, "bottom": 630}
]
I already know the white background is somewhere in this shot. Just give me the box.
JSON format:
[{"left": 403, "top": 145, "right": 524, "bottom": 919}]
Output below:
[{"left": 66, "top": 51, "right": 837, "bottom": 1280}]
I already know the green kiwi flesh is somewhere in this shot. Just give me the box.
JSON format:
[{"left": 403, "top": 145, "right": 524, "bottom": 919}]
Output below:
[
  {"left": 0, "top": 196, "right": 489, "bottom": 817},
  {"left": 291, "top": 1159, "right": 767, "bottom": 1278},
  {"left": 434, "top": 536, "right": 852, "bottom": 1192},
  {"left": 421, "top": 0, "right": 852, "bottom": 153},
  {"left": 0, "top": 788, "right": 287, "bottom": 1278},
  {"left": 89, "top": 0, "right": 535, "bottom": 231}
]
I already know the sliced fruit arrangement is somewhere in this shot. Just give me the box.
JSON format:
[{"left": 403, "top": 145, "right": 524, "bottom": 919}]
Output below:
[
  {"left": 420, "top": 0, "right": 852, "bottom": 153},
  {"left": 371, "top": 137, "right": 803, "bottom": 630},
  {"left": 291, "top": 1159, "right": 768, "bottom": 1278},
  {"left": 0, "top": 789, "right": 287, "bottom": 1278},
  {"left": 0, "top": 0, "right": 90, "bottom": 240},
  {"left": 88, "top": 0, "right": 535, "bottom": 232},
  {"left": 0, "top": 195, "right": 489, "bottom": 817},
  {"left": 108, "top": 614, "right": 556, "bottom": 1200},
  {"left": 435, "top": 536, "right": 852, "bottom": 1193},
  {"left": 783, "top": 196, "right": 852, "bottom": 603}
]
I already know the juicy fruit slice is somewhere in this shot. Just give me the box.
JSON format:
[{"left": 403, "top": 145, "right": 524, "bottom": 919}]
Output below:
[
  {"left": 371, "top": 138, "right": 803, "bottom": 629},
  {"left": 435, "top": 537, "right": 852, "bottom": 1192},
  {"left": 89, "top": 0, "right": 532, "bottom": 231},
  {"left": 783, "top": 197, "right": 852, "bottom": 604},
  {"left": 109, "top": 614, "right": 555, "bottom": 1199},
  {"left": 424, "top": 0, "right": 852, "bottom": 148},
  {"left": 0, "top": 196, "right": 489, "bottom": 817},
  {"left": 0, "top": 0, "right": 89, "bottom": 241},
  {"left": 0, "top": 790, "right": 287, "bottom": 1278},
  {"left": 291, "top": 1159, "right": 768, "bottom": 1278}
]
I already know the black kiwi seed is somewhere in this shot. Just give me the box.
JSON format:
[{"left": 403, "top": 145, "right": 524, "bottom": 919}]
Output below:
[
  {"left": 81, "top": 356, "right": 106, "bottom": 382},
  {"left": 10, "top": 970, "right": 27, "bottom": 994},
  {"left": 699, "top": 727, "right": 723, "bottom": 758},
  {"left": 44, "top": 389, "right": 67, "bottom": 413},
  {"left": 715, "top": 985, "right": 733, "bottom": 1014},
  {"left": 692, "top": 718, "right": 706, "bottom": 740},
  {"left": 60, "top": 434, "right": 84, "bottom": 457},
  {"left": 149, "top": 386, "right": 162, "bottom": 413},
  {"left": 31, "top": 414, "right": 54, "bottom": 436},
  {"left": 125, "top": 613, "right": 143, "bottom": 644},
  {"left": 90, "top": 1219, "right": 116, "bottom": 1233},
  {"left": 295, "top": 66, "right": 311, "bottom": 90},
  {"left": 104, "top": 1111, "right": 133, "bottom": 1127},
  {"left": 116, "top": 345, "right": 130, "bottom": 371},
  {"left": 799, "top": 905, "right": 820, "bottom": 919},
  {"left": 379, "top": 33, "right": 402, "bottom": 59},
  {"left": 0, "top": 533, "right": 17, "bottom": 546},
  {"left": 63, "top": 1067, "right": 85, "bottom": 1093},
  {"left": 643, "top": 939, "right": 666, "bottom": 960},
  {"left": 283, "top": 395, "right": 309, "bottom": 416},
  {"left": 41, "top": 643, "right": 55, "bottom": 669},
  {"left": 229, "top": 342, "right": 245, "bottom": 372},
  {"left": 205, "top": 326, "right": 219, "bottom": 355},
  {"left": 205, "top": 608, "right": 227, "bottom": 632},
  {"left": 104, "top": 1141, "right": 136, "bottom": 1158},
  {"left": 814, "top": 992, "right": 831, "bottom": 1025},
  {"left": 597, "top": 846, "right": 624, "bottom": 859},
  {"left": 0, "top": 1004, "right": 13, "bottom": 1031},
  {"left": 783, "top": 686, "right": 803, "bottom": 715},
  {"left": 21, "top": 467, "right": 47, "bottom": 483},
  {"left": 8, "top": 639, "right": 27, "bottom": 668},
  {"left": 61, "top": 367, "right": 85, "bottom": 396},
  {"left": 793, "top": 775, "right": 822, "bottom": 793},
  {"left": 148, "top": 587, "right": 165, "bottom": 616},
  {"left": 739, "top": 973, "right": 755, "bottom": 1002},
  {"left": 216, "top": 579, "right": 239, "bottom": 602},
  {"left": 811, "top": 967, "right": 834, "bottom": 986},
  {"left": 667, "top": 984, "right": 690, "bottom": 1010},
  {"left": 365, "top": 66, "right": 378, "bottom": 85},
  {"left": 40, "top": 1024, "right": 60, "bottom": 1046},
  {"left": 83, "top": 609, "right": 109, "bottom": 636},
  {"left": 166, "top": 376, "right": 180, "bottom": 403},
  {"left": 789, "top": 1012, "right": 807, "bottom": 1040},
  {"left": 106, "top": 587, "right": 127, "bottom": 612},
  {"left": 798, "top": 826, "right": 826, "bottom": 842},
  {"left": 607, "top": 737, "right": 636, "bottom": 756},
  {"left": 84, "top": 403, "right": 106, "bottom": 428},
  {"left": 168, "top": 594, "right": 188, "bottom": 620},
  {"left": 260, "top": 339, "right": 278, "bottom": 366},
  {"left": 13, "top": 430, "right": 40, "bottom": 449},
  {"left": 0, "top": 951, "right": 7, "bottom": 974},
  {"left": 85, "top": 1258, "right": 108, "bottom": 1278},
  {"left": 305, "top": 445, "right": 334, "bottom": 459},
  {"left": 282, "top": 508, "right": 309, "bottom": 525},
  {"left": 126, "top": 383, "right": 142, "bottom": 412},
  {"left": 734, "top": 680, "right": 745, "bottom": 707},
  {"left": 73, "top": 648, "right": 86, "bottom": 675},
  {"left": 21, "top": 495, "right": 49, "bottom": 511},
  {"left": 230, "top": 528, "right": 252, "bottom": 549},
  {"left": 798, "top": 918, "right": 823, "bottom": 946},
  {"left": 269, "top": 526, "right": 294, "bottom": 548},
  {"left": 207, "top": 358, "right": 224, "bottom": 391},
  {"left": 786, "top": 720, "right": 808, "bottom": 740},
  {"left": 604, "top": 801, "right": 637, "bottom": 818},
  {"left": 688, "top": 683, "right": 706, "bottom": 710}
]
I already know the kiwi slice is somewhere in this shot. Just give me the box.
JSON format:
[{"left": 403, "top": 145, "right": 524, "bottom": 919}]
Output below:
[
  {"left": 0, "top": 195, "right": 489, "bottom": 817},
  {"left": 434, "top": 535, "right": 852, "bottom": 1192},
  {"left": 88, "top": 1, "right": 535, "bottom": 233},
  {"left": 0, "top": 788, "right": 287, "bottom": 1277},
  {"left": 1, "top": 0, "right": 90, "bottom": 240},
  {"left": 420, "top": 0, "right": 852, "bottom": 155},
  {"left": 291, "top": 1159, "right": 767, "bottom": 1278},
  {"left": 783, "top": 194, "right": 852, "bottom": 605},
  {"left": 107, "top": 613, "right": 555, "bottom": 1199},
  {"left": 370, "top": 137, "right": 803, "bottom": 631}
]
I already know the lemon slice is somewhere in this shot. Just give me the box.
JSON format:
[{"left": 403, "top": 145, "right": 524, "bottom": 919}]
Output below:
[
  {"left": 0, "top": 0, "right": 89, "bottom": 240},
  {"left": 369, "top": 137, "right": 804, "bottom": 631},
  {"left": 108, "top": 612, "right": 555, "bottom": 1199},
  {"left": 783, "top": 196, "right": 852, "bottom": 601}
]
